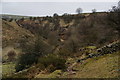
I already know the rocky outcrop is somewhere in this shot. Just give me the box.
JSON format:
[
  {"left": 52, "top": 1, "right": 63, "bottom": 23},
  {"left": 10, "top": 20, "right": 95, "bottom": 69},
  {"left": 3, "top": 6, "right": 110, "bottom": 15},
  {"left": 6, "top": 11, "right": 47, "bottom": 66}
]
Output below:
[
  {"left": 77, "top": 40, "right": 120, "bottom": 62},
  {"left": 97, "top": 40, "right": 120, "bottom": 55}
]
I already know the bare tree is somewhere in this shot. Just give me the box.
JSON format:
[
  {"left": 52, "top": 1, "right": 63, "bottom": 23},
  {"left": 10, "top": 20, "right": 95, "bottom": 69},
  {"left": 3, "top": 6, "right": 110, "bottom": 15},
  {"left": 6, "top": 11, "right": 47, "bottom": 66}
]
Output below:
[
  {"left": 92, "top": 9, "right": 97, "bottom": 13},
  {"left": 110, "top": 1, "right": 120, "bottom": 12},
  {"left": 118, "top": 1, "right": 120, "bottom": 7},
  {"left": 76, "top": 8, "right": 83, "bottom": 14}
]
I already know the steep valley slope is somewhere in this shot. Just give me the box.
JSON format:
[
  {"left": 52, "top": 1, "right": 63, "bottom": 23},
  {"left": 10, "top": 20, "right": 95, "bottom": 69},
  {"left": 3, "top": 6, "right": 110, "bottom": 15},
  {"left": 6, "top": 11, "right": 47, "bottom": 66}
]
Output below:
[{"left": 2, "top": 12, "right": 120, "bottom": 78}]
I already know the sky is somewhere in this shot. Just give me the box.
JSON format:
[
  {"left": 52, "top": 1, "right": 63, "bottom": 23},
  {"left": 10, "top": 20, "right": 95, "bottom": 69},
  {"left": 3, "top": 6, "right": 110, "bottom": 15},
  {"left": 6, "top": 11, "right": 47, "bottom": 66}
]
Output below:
[
  {"left": 1, "top": 0, "right": 119, "bottom": 2},
  {"left": 1, "top": 0, "right": 119, "bottom": 16}
]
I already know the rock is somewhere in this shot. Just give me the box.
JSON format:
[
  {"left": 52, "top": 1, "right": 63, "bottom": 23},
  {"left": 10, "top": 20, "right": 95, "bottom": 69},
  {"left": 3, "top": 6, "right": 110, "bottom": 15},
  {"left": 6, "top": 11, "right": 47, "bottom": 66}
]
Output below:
[
  {"left": 97, "top": 49, "right": 102, "bottom": 52},
  {"left": 77, "top": 59, "right": 81, "bottom": 63},
  {"left": 88, "top": 53, "right": 95, "bottom": 58}
]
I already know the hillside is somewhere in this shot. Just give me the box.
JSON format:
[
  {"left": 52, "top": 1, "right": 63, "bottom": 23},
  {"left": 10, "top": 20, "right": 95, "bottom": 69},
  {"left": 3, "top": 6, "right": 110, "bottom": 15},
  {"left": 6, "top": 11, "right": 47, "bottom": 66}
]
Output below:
[
  {"left": 17, "top": 12, "right": 119, "bottom": 47},
  {"left": 1, "top": 14, "right": 29, "bottom": 20},
  {"left": 35, "top": 51, "right": 120, "bottom": 78},
  {"left": 2, "top": 19, "right": 53, "bottom": 62},
  {"left": 2, "top": 20, "right": 35, "bottom": 62},
  {"left": 2, "top": 20, "right": 35, "bottom": 47},
  {"left": 2, "top": 12, "right": 120, "bottom": 78},
  {"left": 4, "top": 41, "right": 120, "bottom": 78}
]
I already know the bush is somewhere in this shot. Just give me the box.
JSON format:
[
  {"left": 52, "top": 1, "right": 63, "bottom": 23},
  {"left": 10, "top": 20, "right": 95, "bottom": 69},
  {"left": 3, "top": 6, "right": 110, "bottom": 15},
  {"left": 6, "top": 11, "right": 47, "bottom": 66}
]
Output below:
[
  {"left": 38, "top": 54, "right": 66, "bottom": 72},
  {"left": 15, "top": 37, "right": 52, "bottom": 72},
  {"left": 53, "top": 13, "right": 58, "bottom": 17},
  {"left": 7, "top": 50, "right": 16, "bottom": 62},
  {"left": 15, "top": 53, "right": 37, "bottom": 72}
]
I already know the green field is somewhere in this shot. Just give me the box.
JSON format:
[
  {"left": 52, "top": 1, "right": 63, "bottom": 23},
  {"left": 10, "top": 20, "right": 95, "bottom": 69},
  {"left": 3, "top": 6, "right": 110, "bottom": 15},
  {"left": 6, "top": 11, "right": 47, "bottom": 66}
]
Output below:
[{"left": 2, "top": 62, "right": 15, "bottom": 78}]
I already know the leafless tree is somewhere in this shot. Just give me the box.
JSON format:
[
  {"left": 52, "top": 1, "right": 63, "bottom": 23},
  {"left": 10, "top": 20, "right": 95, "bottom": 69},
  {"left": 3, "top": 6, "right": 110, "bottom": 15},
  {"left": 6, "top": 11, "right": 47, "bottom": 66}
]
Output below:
[
  {"left": 92, "top": 9, "right": 97, "bottom": 13},
  {"left": 76, "top": 8, "right": 83, "bottom": 14}
]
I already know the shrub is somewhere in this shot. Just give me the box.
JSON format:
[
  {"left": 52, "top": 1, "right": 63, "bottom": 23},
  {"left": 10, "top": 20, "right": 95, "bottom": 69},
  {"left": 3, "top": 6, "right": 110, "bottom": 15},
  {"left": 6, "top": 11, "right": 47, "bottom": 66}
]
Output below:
[
  {"left": 15, "top": 53, "right": 37, "bottom": 72},
  {"left": 15, "top": 37, "right": 52, "bottom": 72},
  {"left": 53, "top": 13, "right": 58, "bottom": 17},
  {"left": 7, "top": 50, "right": 16, "bottom": 62},
  {"left": 38, "top": 54, "right": 66, "bottom": 72}
]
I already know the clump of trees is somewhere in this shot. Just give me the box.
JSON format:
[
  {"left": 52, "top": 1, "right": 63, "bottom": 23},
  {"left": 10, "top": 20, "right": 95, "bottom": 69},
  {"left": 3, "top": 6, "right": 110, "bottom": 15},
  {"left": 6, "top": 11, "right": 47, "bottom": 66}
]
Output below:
[
  {"left": 15, "top": 37, "right": 52, "bottom": 72},
  {"left": 108, "top": 1, "right": 120, "bottom": 36}
]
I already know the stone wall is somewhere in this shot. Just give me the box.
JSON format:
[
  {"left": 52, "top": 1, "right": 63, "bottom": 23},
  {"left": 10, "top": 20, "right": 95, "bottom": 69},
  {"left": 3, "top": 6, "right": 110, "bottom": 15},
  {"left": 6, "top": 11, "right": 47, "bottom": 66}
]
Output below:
[{"left": 77, "top": 40, "right": 120, "bottom": 62}]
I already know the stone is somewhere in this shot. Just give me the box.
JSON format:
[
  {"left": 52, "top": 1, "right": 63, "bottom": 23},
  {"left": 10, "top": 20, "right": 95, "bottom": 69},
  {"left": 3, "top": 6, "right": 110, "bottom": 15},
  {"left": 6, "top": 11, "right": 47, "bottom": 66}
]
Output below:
[{"left": 77, "top": 59, "right": 81, "bottom": 63}]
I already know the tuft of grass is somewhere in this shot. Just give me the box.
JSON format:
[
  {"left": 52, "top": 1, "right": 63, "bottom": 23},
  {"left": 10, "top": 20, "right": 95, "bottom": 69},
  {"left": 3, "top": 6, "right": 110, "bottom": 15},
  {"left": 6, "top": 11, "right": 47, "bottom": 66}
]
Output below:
[
  {"left": 47, "top": 70, "right": 62, "bottom": 78},
  {"left": 35, "top": 70, "right": 62, "bottom": 78},
  {"left": 85, "top": 46, "right": 96, "bottom": 49}
]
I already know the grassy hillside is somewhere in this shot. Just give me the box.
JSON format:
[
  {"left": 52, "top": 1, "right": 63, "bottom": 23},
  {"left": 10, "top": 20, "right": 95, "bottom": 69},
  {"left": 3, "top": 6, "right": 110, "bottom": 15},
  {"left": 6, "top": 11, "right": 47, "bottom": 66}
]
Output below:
[
  {"left": 1, "top": 14, "right": 29, "bottom": 20},
  {"left": 2, "top": 20, "right": 35, "bottom": 63},
  {"left": 2, "top": 12, "right": 120, "bottom": 78},
  {"left": 5, "top": 49, "right": 120, "bottom": 78},
  {"left": 62, "top": 51, "right": 120, "bottom": 78},
  {"left": 2, "top": 20, "right": 35, "bottom": 48},
  {"left": 35, "top": 51, "right": 120, "bottom": 78},
  {"left": 17, "top": 12, "right": 119, "bottom": 47},
  {"left": 3, "top": 41, "right": 120, "bottom": 78}
]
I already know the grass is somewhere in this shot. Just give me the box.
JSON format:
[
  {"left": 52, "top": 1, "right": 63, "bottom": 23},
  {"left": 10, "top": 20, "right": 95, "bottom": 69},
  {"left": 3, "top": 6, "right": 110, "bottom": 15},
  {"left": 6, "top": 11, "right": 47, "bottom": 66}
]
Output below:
[
  {"left": 61, "top": 51, "right": 120, "bottom": 78},
  {"left": 75, "top": 51, "right": 120, "bottom": 78},
  {"left": 85, "top": 46, "right": 96, "bottom": 49},
  {"left": 2, "top": 62, "right": 15, "bottom": 78},
  {"left": 2, "top": 20, "right": 35, "bottom": 48},
  {"left": 3, "top": 51, "right": 119, "bottom": 78},
  {"left": 35, "top": 70, "right": 62, "bottom": 78}
]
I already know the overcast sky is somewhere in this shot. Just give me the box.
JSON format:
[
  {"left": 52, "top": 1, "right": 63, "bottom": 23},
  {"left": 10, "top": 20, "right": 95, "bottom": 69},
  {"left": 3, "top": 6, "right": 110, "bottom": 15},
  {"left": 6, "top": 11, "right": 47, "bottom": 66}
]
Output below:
[
  {"left": 1, "top": 0, "right": 119, "bottom": 2},
  {"left": 1, "top": 0, "right": 119, "bottom": 16}
]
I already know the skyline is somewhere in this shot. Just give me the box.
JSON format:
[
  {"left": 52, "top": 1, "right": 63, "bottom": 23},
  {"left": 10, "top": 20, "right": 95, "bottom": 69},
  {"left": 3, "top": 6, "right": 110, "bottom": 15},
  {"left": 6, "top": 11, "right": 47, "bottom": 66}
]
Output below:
[{"left": 1, "top": 2, "right": 118, "bottom": 17}]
